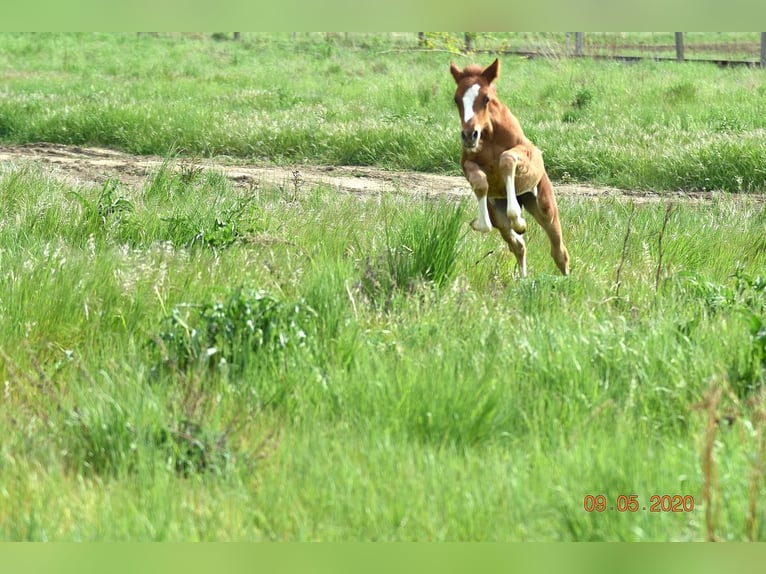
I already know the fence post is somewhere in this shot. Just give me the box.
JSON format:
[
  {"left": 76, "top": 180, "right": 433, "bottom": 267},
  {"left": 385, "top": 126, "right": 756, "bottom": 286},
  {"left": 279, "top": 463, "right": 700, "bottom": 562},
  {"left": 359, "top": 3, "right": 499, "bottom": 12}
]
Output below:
[
  {"left": 675, "top": 33, "right": 685, "bottom": 62},
  {"left": 575, "top": 32, "right": 583, "bottom": 56},
  {"left": 464, "top": 33, "right": 473, "bottom": 52},
  {"left": 233, "top": 32, "right": 240, "bottom": 41},
  {"left": 418, "top": 32, "right": 425, "bottom": 47},
  {"left": 761, "top": 32, "right": 766, "bottom": 68}
]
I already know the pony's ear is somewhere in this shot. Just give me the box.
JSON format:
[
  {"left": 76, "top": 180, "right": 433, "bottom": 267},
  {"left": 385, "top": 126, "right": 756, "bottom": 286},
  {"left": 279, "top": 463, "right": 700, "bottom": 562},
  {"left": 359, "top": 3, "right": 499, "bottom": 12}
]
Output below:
[
  {"left": 449, "top": 62, "right": 463, "bottom": 84},
  {"left": 482, "top": 58, "right": 500, "bottom": 84}
]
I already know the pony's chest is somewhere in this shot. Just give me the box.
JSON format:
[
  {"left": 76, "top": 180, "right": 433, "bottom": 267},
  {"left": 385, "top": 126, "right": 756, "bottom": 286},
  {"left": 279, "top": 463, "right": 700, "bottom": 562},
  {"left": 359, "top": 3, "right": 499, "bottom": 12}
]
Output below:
[
  {"left": 485, "top": 168, "right": 508, "bottom": 197},
  {"left": 471, "top": 159, "right": 507, "bottom": 197},
  {"left": 463, "top": 145, "right": 512, "bottom": 197}
]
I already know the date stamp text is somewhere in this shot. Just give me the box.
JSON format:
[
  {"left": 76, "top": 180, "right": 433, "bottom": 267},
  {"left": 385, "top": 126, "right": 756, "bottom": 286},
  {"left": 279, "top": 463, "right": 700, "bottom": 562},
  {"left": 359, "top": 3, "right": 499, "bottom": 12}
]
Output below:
[{"left": 583, "top": 494, "right": 695, "bottom": 513}]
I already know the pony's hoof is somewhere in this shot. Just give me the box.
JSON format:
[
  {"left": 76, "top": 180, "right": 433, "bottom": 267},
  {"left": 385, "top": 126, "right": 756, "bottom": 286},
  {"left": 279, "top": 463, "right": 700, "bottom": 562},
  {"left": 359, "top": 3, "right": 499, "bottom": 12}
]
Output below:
[
  {"left": 510, "top": 217, "right": 527, "bottom": 234},
  {"left": 470, "top": 219, "right": 491, "bottom": 233}
]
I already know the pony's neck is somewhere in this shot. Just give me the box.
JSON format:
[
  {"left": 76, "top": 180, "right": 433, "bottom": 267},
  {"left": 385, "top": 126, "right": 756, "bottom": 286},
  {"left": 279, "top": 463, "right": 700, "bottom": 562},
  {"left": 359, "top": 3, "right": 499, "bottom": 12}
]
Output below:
[{"left": 490, "top": 100, "right": 529, "bottom": 148}]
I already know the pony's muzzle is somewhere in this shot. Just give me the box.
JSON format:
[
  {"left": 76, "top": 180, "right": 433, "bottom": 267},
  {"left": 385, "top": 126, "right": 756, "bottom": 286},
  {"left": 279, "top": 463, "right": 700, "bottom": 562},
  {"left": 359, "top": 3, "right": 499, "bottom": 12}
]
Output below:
[{"left": 461, "top": 129, "right": 480, "bottom": 149}]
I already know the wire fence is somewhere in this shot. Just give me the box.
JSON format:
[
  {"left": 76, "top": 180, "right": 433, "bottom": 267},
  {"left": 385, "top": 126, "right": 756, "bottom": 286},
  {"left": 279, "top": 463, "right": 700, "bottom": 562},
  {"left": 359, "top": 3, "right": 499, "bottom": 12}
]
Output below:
[
  {"left": 434, "top": 32, "right": 766, "bottom": 67},
  {"left": 231, "top": 32, "right": 766, "bottom": 68}
]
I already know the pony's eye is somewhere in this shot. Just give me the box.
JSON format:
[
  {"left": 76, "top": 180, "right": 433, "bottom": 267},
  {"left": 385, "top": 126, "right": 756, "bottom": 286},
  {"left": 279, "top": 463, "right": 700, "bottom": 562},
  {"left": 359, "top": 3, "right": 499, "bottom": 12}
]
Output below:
[{"left": 483, "top": 95, "right": 490, "bottom": 105}]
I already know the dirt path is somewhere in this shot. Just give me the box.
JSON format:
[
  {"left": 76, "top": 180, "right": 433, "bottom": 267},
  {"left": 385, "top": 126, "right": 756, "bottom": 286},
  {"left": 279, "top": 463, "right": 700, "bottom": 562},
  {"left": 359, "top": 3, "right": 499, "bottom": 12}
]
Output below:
[{"left": 0, "top": 142, "right": 732, "bottom": 204}]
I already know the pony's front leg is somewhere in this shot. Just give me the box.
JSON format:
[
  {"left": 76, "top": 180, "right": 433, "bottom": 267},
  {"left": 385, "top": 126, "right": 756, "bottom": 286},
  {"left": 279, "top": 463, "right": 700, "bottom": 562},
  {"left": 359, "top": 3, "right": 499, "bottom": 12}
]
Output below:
[
  {"left": 499, "top": 151, "right": 527, "bottom": 234},
  {"left": 463, "top": 161, "right": 492, "bottom": 233}
]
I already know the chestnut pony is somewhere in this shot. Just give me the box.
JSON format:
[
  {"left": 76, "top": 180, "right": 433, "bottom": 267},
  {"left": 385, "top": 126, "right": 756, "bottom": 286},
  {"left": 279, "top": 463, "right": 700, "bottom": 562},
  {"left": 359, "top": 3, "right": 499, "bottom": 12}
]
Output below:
[{"left": 450, "top": 58, "right": 569, "bottom": 276}]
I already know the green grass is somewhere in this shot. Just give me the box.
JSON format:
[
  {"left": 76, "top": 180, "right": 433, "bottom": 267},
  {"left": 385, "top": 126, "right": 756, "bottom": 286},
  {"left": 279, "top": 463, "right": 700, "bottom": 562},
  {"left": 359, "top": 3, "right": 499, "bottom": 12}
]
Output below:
[
  {"left": 1, "top": 32, "right": 766, "bottom": 541},
  {"left": 1, "top": 157, "right": 765, "bottom": 540},
  {"left": 1, "top": 33, "right": 766, "bottom": 192}
]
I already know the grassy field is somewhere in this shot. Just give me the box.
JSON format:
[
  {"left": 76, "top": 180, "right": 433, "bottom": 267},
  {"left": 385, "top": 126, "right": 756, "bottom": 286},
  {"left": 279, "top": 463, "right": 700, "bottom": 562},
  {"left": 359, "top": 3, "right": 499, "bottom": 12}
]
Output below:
[
  {"left": 1, "top": 33, "right": 766, "bottom": 192},
  {"left": 1, "top": 33, "right": 766, "bottom": 541}
]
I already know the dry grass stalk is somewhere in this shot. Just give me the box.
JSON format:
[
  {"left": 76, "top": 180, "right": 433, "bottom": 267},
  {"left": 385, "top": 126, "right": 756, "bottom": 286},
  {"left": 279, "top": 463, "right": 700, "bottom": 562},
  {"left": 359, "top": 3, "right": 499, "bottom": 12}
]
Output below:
[
  {"left": 614, "top": 202, "right": 635, "bottom": 300},
  {"left": 697, "top": 381, "right": 723, "bottom": 542},
  {"left": 746, "top": 390, "right": 766, "bottom": 541},
  {"left": 655, "top": 201, "right": 674, "bottom": 293}
]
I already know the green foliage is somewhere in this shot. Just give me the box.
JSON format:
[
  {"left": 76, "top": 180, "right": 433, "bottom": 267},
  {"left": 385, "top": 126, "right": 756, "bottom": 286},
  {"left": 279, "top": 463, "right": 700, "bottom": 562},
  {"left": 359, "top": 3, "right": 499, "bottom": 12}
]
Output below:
[
  {"left": 562, "top": 87, "right": 594, "bottom": 123},
  {"left": 68, "top": 178, "right": 134, "bottom": 236},
  {"left": 60, "top": 372, "right": 240, "bottom": 479},
  {"left": 156, "top": 288, "right": 314, "bottom": 373},
  {"left": 562, "top": 86, "right": 594, "bottom": 123},
  {"left": 3, "top": 168, "right": 766, "bottom": 539},
  {"left": 731, "top": 268, "right": 766, "bottom": 394},
  {"left": 2, "top": 33, "right": 766, "bottom": 191},
  {"left": 418, "top": 32, "right": 469, "bottom": 54},
  {"left": 3, "top": 33, "right": 766, "bottom": 542},
  {"left": 155, "top": 418, "right": 234, "bottom": 478},
  {"left": 63, "top": 391, "right": 138, "bottom": 477},
  {"left": 361, "top": 200, "right": 466, "bottom": 307},
  {"left": 669, "top": 266, "right": 766, "bottom": 397},
  {"left": 664, "top": 81, "right": 697, "bottom": 104}
]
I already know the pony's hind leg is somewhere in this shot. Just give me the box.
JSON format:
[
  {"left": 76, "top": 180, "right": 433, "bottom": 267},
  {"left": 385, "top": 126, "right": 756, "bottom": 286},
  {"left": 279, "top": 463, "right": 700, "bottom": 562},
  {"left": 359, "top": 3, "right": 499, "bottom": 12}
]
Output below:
[
  {"left": 520, "top": 173, "right": 570, "bottom": 276},
  {"left": 489, "top": 199, "right": 527, "bottom": 277}
]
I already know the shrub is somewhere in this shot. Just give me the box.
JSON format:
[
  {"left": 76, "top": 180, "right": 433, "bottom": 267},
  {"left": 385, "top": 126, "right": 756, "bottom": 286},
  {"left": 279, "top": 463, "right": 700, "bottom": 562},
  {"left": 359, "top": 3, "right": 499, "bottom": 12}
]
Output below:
[{"left": 156, "top": 287, "right": 315, "bottom": 373}]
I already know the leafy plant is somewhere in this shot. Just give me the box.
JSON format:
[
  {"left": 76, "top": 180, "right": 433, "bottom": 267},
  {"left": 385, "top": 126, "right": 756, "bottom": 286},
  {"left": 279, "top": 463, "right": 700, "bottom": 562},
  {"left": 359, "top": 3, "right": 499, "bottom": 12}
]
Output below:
[
  {"left": 572, "top": 88, "right": 593, "bottom": 109},
  {"left": 562, "top": 88, "right": 594, "bottom": 123},
  {"left": 155, "top": 417, "right": 232, "bottom": 477},
  {"left": 69, "top": 177, "right": 134, "bottom": 231},
  {"left": 732, "top": 268, "right": 766, "bottom": 394},
  {"left": 156, "top": 287, "right": 315, "bottom": 373}
]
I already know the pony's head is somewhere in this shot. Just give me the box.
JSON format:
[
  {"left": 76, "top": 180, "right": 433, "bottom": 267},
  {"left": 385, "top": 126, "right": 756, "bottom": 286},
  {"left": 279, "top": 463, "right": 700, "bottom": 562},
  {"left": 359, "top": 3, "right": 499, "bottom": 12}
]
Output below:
[{"left": 449, "top": 58, "right": 500, "bottom": 152}]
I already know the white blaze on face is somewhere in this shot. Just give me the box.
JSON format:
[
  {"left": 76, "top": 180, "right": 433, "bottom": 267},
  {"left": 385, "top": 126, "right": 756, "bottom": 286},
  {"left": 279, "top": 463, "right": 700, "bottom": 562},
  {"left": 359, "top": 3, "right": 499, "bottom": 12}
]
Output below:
[{"left": 462, "top": 83, "right": 480, "bottom": 123}]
